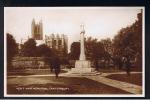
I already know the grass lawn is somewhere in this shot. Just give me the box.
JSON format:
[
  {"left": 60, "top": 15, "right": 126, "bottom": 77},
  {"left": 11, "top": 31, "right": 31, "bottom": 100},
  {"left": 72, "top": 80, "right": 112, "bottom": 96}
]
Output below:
[
  {"left": 99, "top": 68, "right": 124, "bottom": 73},
  {"left": 106, "top": 73, "right": 142, "bottom": 86},
  {"left": 7, "top": 76, "right": 130, "bottom": 94}
]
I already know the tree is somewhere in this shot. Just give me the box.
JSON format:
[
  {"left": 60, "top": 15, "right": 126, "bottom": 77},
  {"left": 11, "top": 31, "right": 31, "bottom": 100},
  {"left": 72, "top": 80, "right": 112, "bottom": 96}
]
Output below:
[
  {"left": 7, "top": 33, "right": 18, "bottom": 67},
  {"left": 36, "top": 44, "right": 57, "bottom": 68},
  {"left": 85, "top": 37, "right": 107, "bottom": 70},
  {"left": 36, "top": 44, "right": 54, "bottom": 57},
  {"left": 68, "top": 42, "right": 80, "bottom": 60},
  {"left": 93, "top": 42, "right": 105, "bottom": 59},
  {"left": 21, "top": 38, "right": 37, "bottom": 57},
  {"left": 85, "top": 37, "right": 97, "bottom": 59},
  {"left": 113, "top": 11, "right": 142, "bottom": 69},
  {"left": 85, "top": 37, "right": 106, "bottom": 60},
  {"left": 100, "top": 38, "right": 113, "bottom": 60}
]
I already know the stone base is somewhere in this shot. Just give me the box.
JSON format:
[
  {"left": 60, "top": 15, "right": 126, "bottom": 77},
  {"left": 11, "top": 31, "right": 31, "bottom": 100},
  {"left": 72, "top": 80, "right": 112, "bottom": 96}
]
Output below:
[
  {"left": 69, "top": 60, "right": 99, "bottom": 75},
  {"left": 71, "top": 67, "right": 95, "bottom": 73},
  {"left": 75, "top": 60, "right": 91, "bottom": 68}
]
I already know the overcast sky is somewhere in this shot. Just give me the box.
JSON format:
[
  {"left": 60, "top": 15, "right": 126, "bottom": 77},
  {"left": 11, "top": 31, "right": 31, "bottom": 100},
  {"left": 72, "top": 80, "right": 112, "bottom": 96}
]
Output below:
[{"left": 4, "top": 7, "right": 142, "bottom": 52}]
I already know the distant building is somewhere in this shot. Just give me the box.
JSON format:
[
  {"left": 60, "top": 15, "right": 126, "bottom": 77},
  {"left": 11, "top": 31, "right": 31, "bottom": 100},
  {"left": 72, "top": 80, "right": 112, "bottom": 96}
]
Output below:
[
  {"left": 31, "top": 19, "right": 45, "bottom": 46},
  {"left": 31, "top": 19, "right": 43, "bottom": 40},
  {"left": 31, "top": 18, "right": 68, "bottom": 56},
  {"left": 45, "top": 34, "right": 68, "bottom": 56}
]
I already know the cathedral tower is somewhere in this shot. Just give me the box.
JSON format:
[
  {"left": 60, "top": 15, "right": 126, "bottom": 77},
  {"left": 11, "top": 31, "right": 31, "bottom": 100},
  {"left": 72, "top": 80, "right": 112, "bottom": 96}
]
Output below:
[{"left": 31, "top": 19, "right": 43, "bottom": 40}]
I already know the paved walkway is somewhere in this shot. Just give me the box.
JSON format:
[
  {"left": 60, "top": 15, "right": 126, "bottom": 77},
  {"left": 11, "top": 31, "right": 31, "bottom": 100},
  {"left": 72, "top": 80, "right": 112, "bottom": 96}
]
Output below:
[
  {"left": 7, "top": 72, "right": 142, "bottom": 94},
  {"left": 100, "top": 71, "right": 142, "bottom": 77},
  {"left": 86, "top": 75, "right": 142, "bottom": 94}
]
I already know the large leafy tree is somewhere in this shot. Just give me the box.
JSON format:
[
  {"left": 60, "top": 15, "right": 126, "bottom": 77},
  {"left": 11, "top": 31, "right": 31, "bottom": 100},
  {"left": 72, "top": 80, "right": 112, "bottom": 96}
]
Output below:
[
  {"left": 100, "top": 38, "right": 113, "bottom": 60},
  {"left": 113, "top": 11, "right": 142, "bottom": 68},
  {"left": 92, "top": 42, "right": 106, "bottom": 60},
  {"left": 21, "top": 38, "right": 37, "bottom": 57},
  {"left": 85, "top": 37, "right": 97, "bottom": 59},
  {"left": 68, "top": 42, "right": 80, "bottom": 60},
  {"left": 7, "top": 33, "right": 18, "bottom": 66},
  {"left": 85, "top": 37, "right": 107, "bottom": 60},
  {"left": 36, "top": 44, "right": 56, "bottom": 66},
  {"left": 36, "top": 44, "right": 54, "bottom": 57}
]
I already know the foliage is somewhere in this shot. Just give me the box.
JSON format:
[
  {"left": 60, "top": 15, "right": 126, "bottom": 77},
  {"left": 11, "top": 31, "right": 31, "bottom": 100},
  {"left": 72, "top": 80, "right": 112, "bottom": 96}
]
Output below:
[
  {"left": 21, "top": 38, "right": 37, "bottom": 57},
  {"left": 68, "top": 42, "right": 80, "bottom": 60},
  {"left": 85, "top": 37, "right": 109, "bottom": 60},
  {"left": 100, "top": 38, "right": 113, "bottom": 56},
  {"left": 113, "top": 11, "right": 142, "bottom": 67},
  {"left": 113, "top": 12, "right": 142, "bottom": 56},
  {"left": 7, "top": 33, "right": 18, "bottom": 66},
  {"left": 36, "top": 44, "right": 54, "bottom": 57}
]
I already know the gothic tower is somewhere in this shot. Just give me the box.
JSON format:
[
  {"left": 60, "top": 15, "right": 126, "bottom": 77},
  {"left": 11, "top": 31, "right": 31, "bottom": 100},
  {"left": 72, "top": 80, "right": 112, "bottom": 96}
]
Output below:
[{"left": 31, "top": 19, "right": 43, "bottom": 40}]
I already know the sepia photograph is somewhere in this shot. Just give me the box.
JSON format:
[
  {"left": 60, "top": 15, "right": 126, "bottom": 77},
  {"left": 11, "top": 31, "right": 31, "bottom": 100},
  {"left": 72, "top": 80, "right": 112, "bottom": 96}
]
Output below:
[{"left": 4, "top": 7, "right": 144, "bottom": 97}]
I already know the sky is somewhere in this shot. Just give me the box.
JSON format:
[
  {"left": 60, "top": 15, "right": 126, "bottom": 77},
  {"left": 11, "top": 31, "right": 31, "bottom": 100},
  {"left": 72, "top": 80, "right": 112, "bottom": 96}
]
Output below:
[{"left": 4, "top": 7, "right": 142, "bottom": 52}]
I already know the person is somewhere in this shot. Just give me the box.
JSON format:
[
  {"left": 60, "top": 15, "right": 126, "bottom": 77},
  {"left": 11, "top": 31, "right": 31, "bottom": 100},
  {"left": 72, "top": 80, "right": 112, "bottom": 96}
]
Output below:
[
  {"left": 52, "top": 56, "right": 61, "bottom": 78},
  {"left": 122, "top": 56, "right": 131, "bottom": 76},
  {"left": 126, "top": 57, "right": 131, "bottom": 76}
]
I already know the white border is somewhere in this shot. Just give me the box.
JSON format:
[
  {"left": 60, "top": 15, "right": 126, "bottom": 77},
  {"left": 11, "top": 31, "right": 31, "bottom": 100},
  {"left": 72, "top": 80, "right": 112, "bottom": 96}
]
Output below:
[{"left": 4, "top": 7, "right": 145, "bottom": 97}]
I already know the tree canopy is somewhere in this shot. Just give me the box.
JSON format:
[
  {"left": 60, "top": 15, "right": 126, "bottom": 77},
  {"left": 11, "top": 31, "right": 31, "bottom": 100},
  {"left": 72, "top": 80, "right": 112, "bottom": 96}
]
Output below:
[
  {"left": 113, "top": 12, "right": 142, "bottom": 59},
  {"left": 21, "top": 38, "right": 37, "bottom": 57},
  {"left": 113, "top": 11, "right": 142, "bottom": 68},
  {"left": 7, "top": 33, "right": 18, "bottom": 66},
  {"left": 36, "top": 44, "right": 54, "bottom": 57},
  {"left": 68, "top": 42, "right": 80, "bottom": 60}
]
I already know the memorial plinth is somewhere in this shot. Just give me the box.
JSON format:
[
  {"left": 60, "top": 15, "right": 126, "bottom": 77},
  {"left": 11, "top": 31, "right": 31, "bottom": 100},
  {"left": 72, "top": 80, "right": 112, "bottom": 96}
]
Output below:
[{"left": 71, "top": 60, "right": 95, "bottom": 73}]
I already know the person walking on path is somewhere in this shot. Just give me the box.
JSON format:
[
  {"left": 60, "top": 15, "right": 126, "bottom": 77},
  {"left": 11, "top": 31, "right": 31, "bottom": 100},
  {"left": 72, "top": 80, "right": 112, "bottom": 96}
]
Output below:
[
  {"left": 52, "top": 56, "right": 61, "bottom": 78},
  {"left": 126, "top": 57, "right": 131, "bottom": 76},
  {"left": 122, "top": 56, "right": 131, "bottom": 76}
]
